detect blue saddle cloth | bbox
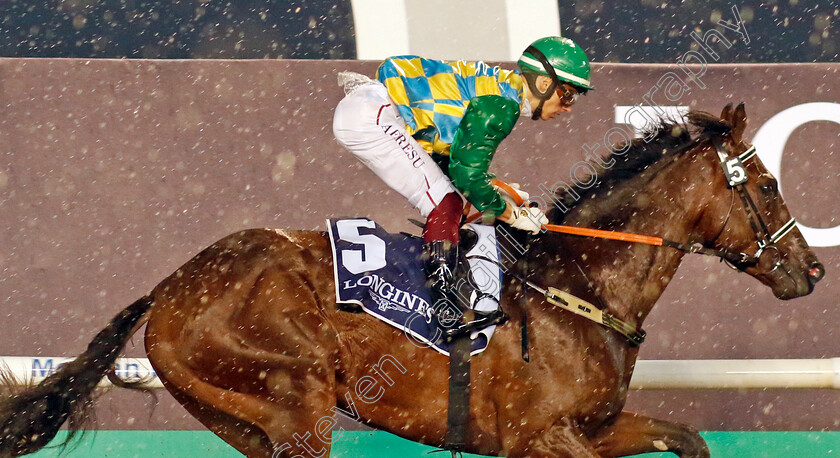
[327,218,500,356]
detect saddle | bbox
[327,218,514,356]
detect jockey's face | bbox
[533,76,575,120]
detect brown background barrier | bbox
[0,59,838,432]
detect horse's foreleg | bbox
[506,418,603,458]
[590,411,709,458]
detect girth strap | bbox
[446,334,471,456]
[444,251,473,456]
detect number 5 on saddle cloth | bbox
[327,218,507,356]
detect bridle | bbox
[529,136,798,273]
[709,137,798,272]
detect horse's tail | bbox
[0,295,153,457]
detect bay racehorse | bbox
[0,103,824,457]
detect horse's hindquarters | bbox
[145,229,341,458]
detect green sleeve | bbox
[449,95,520,216]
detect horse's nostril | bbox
[809,263,825,283]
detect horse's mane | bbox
[550,111,731,223]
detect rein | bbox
[542,223,755,266]
[486,178,769,267]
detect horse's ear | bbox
[720,103,734,123]
[731,102,747,143]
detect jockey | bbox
[333,36,593,333]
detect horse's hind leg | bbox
[153,346,337,458]
[229,267,340,457]
[590,411,709,458]
[167,385,276,458]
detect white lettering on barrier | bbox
[752,102,840,248]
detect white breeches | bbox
[333,82,456,217]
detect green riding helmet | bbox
[518,36,593,93]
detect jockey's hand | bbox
[493,182,530,203]
[499,203,547,234]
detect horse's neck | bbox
[541,146,715,325]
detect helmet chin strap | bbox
[522,72,557,120]
[522,45,561,120]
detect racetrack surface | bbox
[29,431,840,458]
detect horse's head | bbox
[697,103,824,299]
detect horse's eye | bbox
[760,180,778,194]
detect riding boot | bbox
[423,240,509,340]
[422,240,461,332]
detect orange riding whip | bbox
[542,224,665,247]
[470,180,663,246]
[473,180,753,264]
